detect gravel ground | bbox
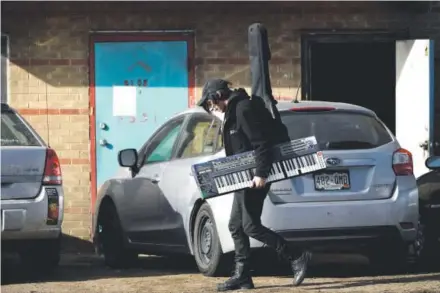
[2,253,440,293]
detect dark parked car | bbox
[416,155,440,266]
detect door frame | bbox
[88,32,196,213]
[300,29,410,101]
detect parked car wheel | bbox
[414,211,440,269]
[20,235,61,273]
[99,202,138,269]
[193,203,227,277]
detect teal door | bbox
[93,39,190,189]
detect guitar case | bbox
[248,23,290,144]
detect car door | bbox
[157,112,224,248]
[121,115,187,245]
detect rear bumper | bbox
[211,179,418,254]
[1,185,64,241]
[277,226,405,252]
[261,183,418,246]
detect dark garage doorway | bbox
[302,32,405,135]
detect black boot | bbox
[277,244,312,286]
[216,261,255,291]
[291,251,312,286]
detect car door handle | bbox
[150,175,160,183]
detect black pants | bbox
[228,185,303,263]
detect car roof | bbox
[177,100,376,118]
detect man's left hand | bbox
[252,176,266,189]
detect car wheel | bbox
[100,203,138,269]
[20,234,61,273]
[413,214,440,269]
[410,216,426,262]
[193,203,227,277]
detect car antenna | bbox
[292,82,300,103]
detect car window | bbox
[1,110,41,146]
[143,119,184,164]
[210,117,223,152]
[178,115,217,159]
[280,110,393,150]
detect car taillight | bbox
[43,148,62,185]
[392,148,413,176]
[289,106,336,112]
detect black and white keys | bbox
[281,153,323,177]
[213,162,288,193]
[214,169,254,194]
[266,162,285,182]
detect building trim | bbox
[17,108,89,115]
[8,57,299,67]
[10,58,88,66]
[60,158,90,165]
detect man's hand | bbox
[252,176,266,189]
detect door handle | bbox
[150,175,160,183]
[99,139,108,146]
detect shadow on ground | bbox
[2,251,440,289]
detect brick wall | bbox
[2,1,439,249]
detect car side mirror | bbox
[425,156,440,170]
[118,148,138,168]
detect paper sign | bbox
[112,86,137,116]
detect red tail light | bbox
[289,106,336,112]
[392,148,413,176]
[43,148,62,185]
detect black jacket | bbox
[222,89,290,178]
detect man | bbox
[197,79,312,292]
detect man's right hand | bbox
[251,176,266,188]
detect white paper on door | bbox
[112,86,137,116]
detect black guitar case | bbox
[248,23,290,143]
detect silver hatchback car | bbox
[93,100,419,276]
[1,103,64,271]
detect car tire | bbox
[100,203,138,269]
[20,234,61,273]
[412,213,440,269]
[193,202,228,277]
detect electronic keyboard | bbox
[191,136,327,199]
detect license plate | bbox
[314,170,350,191]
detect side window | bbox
[176,115,223,159]
[213,117,224,151]
[205,117,223,153]
[178,115,214,159]
[142,118,184,165]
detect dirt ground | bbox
[2,253,440,293]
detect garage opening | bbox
[307,41,396,134]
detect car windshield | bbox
[280,110,393,150]
[1,110,41,146]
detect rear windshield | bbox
[1,110,41,146]
[280,111,393,150]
